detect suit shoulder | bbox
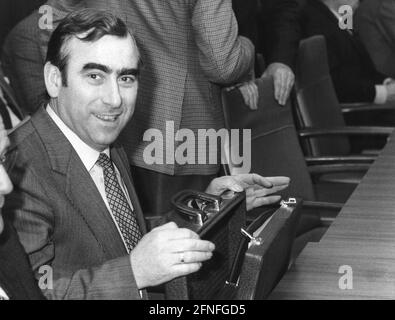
[8,116,37,150]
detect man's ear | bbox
[44,62,62,98]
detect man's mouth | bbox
[94,113,121,122]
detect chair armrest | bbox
[341,102,395,114]
[302,200,342,211]
[305,155,376,165]
[308,163,370,175]
[299,126,393,138]
[302,200,343,226]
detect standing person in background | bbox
[0,0,45,50]
[356,0,395,78]
[2,0,87,114]
[301,0,395,104]
[116,0,255,219]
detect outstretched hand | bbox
[205,174,290,211]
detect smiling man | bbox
[4,9,289,299]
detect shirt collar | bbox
[46,104,110,172]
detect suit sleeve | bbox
[5,162,142,300]
[1,12,46,115]
[191,0,255,84]
[259,0,301,69]
[301,7,385,103]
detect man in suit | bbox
[356,0,395,78]
[301,0,395,104]
[5,8,289,299]
[3,1,255,218]
[0,116,44,300]
[232,0,301,107]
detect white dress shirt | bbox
[0,286,9,300]
[46,105,134,253]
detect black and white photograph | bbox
[0,0,394,309]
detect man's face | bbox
[54,34,139,151]
[0,117,13,234]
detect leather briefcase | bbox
[165,189,247,300]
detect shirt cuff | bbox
[374,85,388,104]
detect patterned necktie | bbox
[96,153,142,252]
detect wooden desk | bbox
[270,133,395,300]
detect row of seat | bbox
[161,36,395,300]
[214,35,395,298]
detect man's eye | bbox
[120,76,136,84]
[89,74,100,80]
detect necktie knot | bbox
[97,153,113,171]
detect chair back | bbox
[222,77,321,236]
[295,35,351,156]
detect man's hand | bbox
[237,80,259,110]
[130,222,215,289]
[205,174,290,211]
[263,62,295,106]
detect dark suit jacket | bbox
[300,0,386,103]
[356,0,395,78]
[232,0,301,72]
[0,0,45,50]
[0,64,24,129]
[0,219,45,300]
[4,107,148,300]
[2,10,45,115]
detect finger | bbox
[264,176,291,186]
[171,262,202,277]
[251,82,259,110]
[164,227,200,241]
[170,239,216,253]
[234,173,274,189]
[153,221,179,231]
[174,250,213,265]
[281,74,294,105]
[239,87,248,105]
[250,195,282,208]
[278,73,288,106]
[250,183,289,198]
[274,74,282,102]
[245,84,254,110]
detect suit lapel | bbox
[30,108,127,258]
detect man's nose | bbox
[102,80,122,108]
[0,165,13,196]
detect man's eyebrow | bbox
[82,63,111,73]
[118,68,140,77]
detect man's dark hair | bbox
[46,8,136,86]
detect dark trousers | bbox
[131,166,218,229]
